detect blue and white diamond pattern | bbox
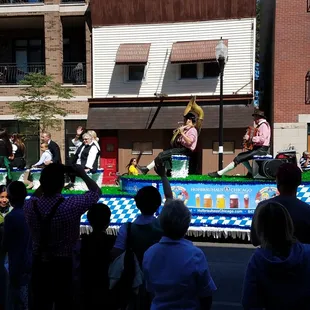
[296,185,310,203]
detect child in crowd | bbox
[243,202,310,309]
[0,185,11,227]
[1,181,32,310]
[80,203,115,310]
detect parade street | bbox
[197,242,255,310]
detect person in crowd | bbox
[87,130,100,151]
[80,203,114,310]
[41,132,62,165]
[1,181,32,310]
[111,164,173,309]
[251,163,310,245]
[143,199,216,310]
[209,110,271,178]
[9,133,26,169]
[300,151,310,172]
[0,129,13,184]
[24,163,101,310]
[126,158,139,176]
[0,185,11,310]
[65,133,100,190]
[243,202,310,309]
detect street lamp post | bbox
[215,37,228,171]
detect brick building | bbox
[0,0,91,164]
[260,0,310,156]
[88,0,257,179]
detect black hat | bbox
[252,109,266,119]
[184,112,196,123]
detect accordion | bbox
[243,126,258,150]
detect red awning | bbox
[171,40,228,63]
[115,43,151,64]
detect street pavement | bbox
[196,242,255,310]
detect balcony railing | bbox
[0,63,45,85]
[0,0,43,4]
[63,62,86,85]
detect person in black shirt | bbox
[80,203,114,310]
[9,133,26,169]
[0,129,13,184]
[40,132,62,165]
[251,163,310,245]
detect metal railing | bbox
[0,0,43,4]
[63,62,86,85]
[0,63,45,85]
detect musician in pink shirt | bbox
[139,113,198,174]
[209,110,271,178]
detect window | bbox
[204,62,220,78]
[132,142,153,155]
[212,142,235,154]
[128,65,145,81]
[180,64,197,79]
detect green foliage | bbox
[10,73,74,134]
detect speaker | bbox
[253,159,291,180]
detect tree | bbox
[10,73,74,133]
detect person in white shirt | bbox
[22,143,53,189]
[65,133,100,190]
[71,127,101,152]
[32,143,53,168]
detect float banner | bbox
[158,182,278,215]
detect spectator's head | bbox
[255,201,295,251]
[40,142,49,153]
[87,203,111,232]
[276,163,301,195]
[134,186,162,215]
[303,151,309,159]
[87,130,99,142]
[41,132,51,144]
[159,199,191,240]
[184,112,196,126]
[40,163,65,196]
[7,181,27,207]
[0,128,9,141]
[82,133,93,146]
[0,185,8,208]
[126,158,137,168]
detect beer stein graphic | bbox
[216,194,225,209]
[244,194,250,209]
[229,194,239,209]
[195,194,201,208]
[203,194,213,208]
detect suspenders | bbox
[33,197,65,261]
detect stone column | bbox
[44,12,63,83]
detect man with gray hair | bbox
[143,199,216,310]
[65,132,100,189]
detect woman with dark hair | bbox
[10,133,26,169]
[242,202,310,309]
[0,129,13,184]
[126,158,139,175]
